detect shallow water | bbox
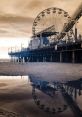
[0,75,81,117]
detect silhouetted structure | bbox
[9,3,82,63]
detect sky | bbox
[0,0,82,58]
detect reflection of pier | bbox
[30,76,82,116]
[61,79,82,117]
[63,78,82,99]
[30,75,68,115]
[61,88,82,117]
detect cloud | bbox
[0,14,33,23]
[27,0,42,9]
[0,15,33,37]
[0,0,81,38]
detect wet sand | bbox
[0,76,75,117]
[0,62,82,117]
[0,62,82,82]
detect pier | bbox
[8,4,82,63]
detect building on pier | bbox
[8,39,82,63]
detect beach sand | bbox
[0,76,75,117]
[0,62,82,81]
[0,62,82,117]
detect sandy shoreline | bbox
[0,76,75,117]
[0,62,82,82]
[0,62,82,117]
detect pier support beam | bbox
[60,52,62,62]
[50,55,52,62]
[43,57,46,62]
[18,58,20,63]
[72,51,75,63]
[74,88,77,99]
[22,57,25,63]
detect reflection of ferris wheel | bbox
[32,84,68,115]
[32,7,73,41]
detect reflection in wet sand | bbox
[0,76,75,117]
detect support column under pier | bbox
[50,54,52,62]
[75,50,82,63]
[22,57,25,63]
[60,52,62,62]
[74,88,77,99]
[72,51,75,63]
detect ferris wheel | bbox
[32,7,74,42]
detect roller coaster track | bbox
[58,2,82,40]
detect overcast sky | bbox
[0,0,82,58]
